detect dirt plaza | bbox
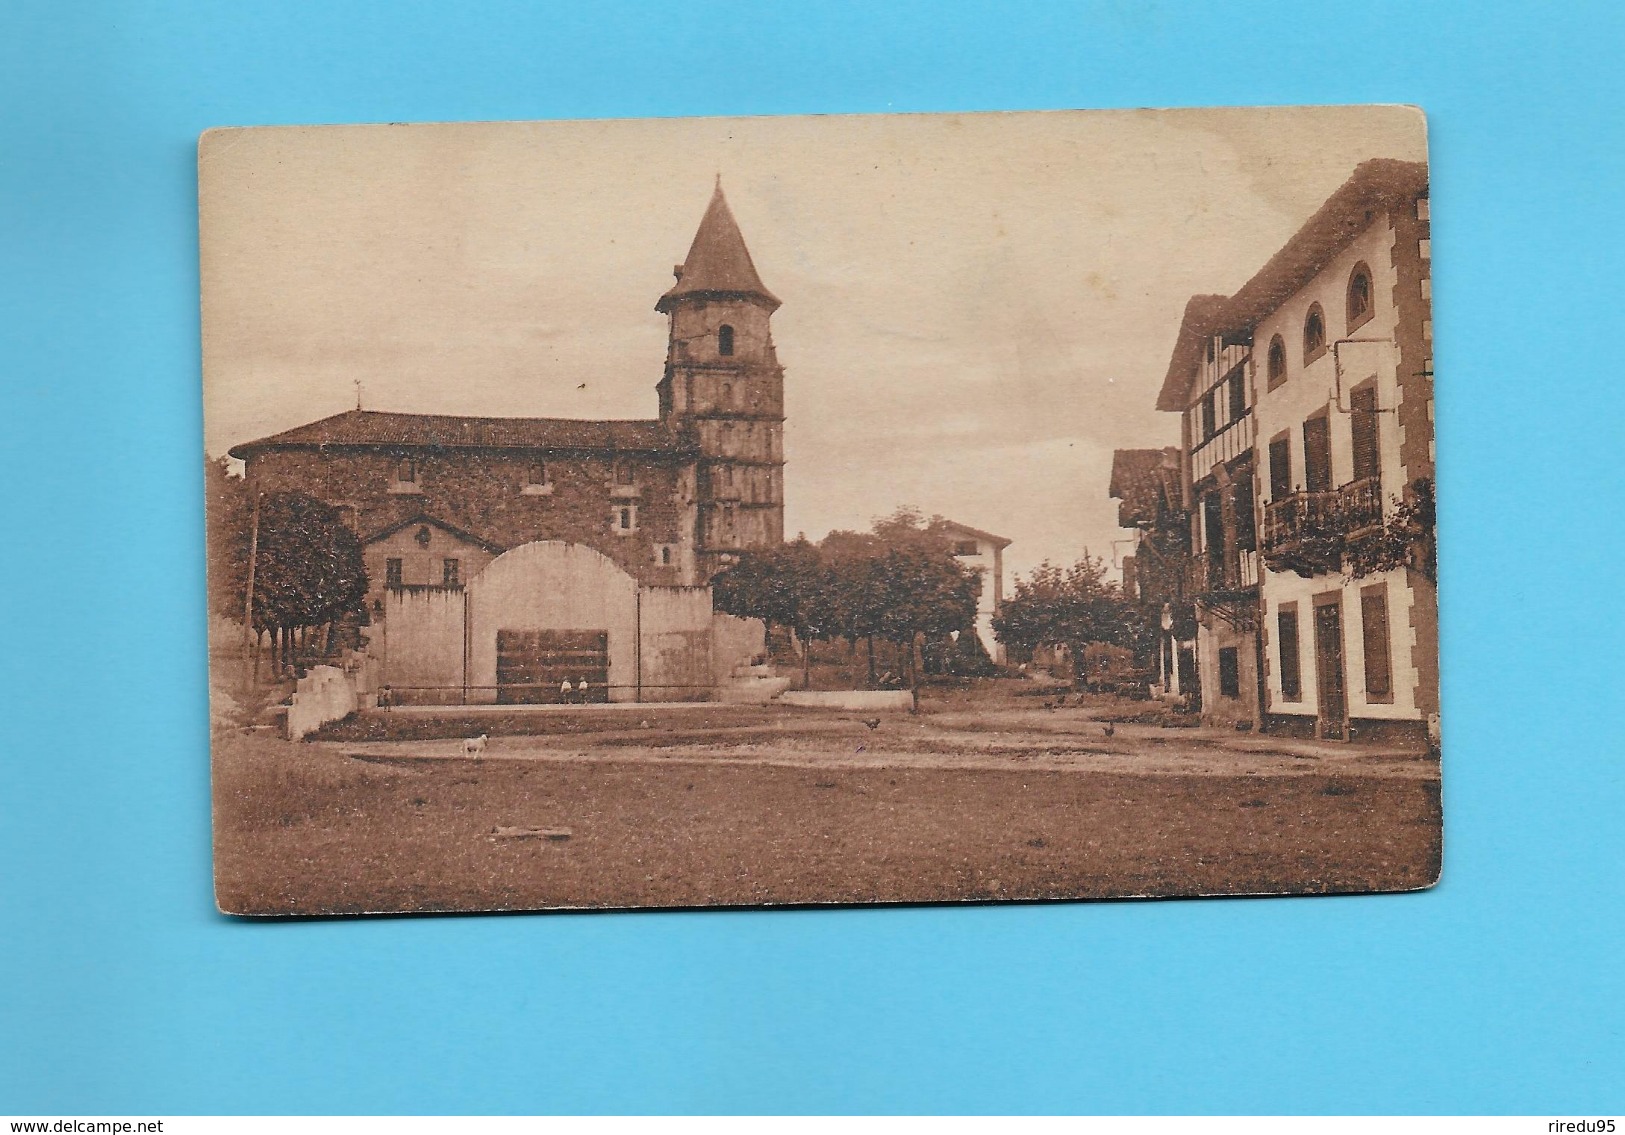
[212,682,1441,916]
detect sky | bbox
[200,106,1426,580]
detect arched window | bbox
[718,324,734,356]
[1266,335,1288,391]
[1346,262,1374,330]
[1303,304,1327,363]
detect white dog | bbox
[462,733,488,759]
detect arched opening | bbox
[1303,304,1327,363]
[1267,335,1288,390]
[718,324,735,356]
[1346,262,1374,330]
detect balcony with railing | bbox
[1184,547,1260,598]
[1262,476,1384,576]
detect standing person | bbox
[559,677,573,704]
[576,677,590,704]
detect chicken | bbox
[862,718,882,731]
[1102,724,1116,738]
[462,733,488,758]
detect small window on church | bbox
[385,558,403,588]
[718,324,734,356]
[442,558,460,587]
[395,457,417,484]
[614,505,637,533]
[722,382,733,406]
[661,546,672,565]
[527,461,546,485]
[616,462,635,485]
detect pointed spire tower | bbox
[657,181,785,575]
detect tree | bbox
[249,492,369,675]
[712,538,831,680]
[819,511,980,689]
[204,457,252,623]
[993,554,1135,677]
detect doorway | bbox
[1312,593,1347,739]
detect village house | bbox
[1144,159,1436,739]
[229,182,787,703]
[1107,446,1193,698]
[1240,158,1435,740]
[936,520,1011,665]
[1154,294,1264,727]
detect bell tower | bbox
[656,180,785,577]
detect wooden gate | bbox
[495,630,609,704]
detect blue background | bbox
[2,0,1621,1115]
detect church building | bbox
[229,183,788,703]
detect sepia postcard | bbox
[201,106,1441,916]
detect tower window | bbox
[718,324,735,356]
[527,461,547,485]
[1303,303,1327,363]
[614,504,637,533]
[395,457,417,484]
[661,546,672,565]
[616,462,635,486]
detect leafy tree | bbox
[716,507,982,692]
[204,457,252,623]
[712,538,833,680]
[993,554,1135,676]
[249,492,369,675]
[820,511,980,688]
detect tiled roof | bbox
[228,409,693,459]
[936,519,1012,549]
[656,182,780,312]
[1109,447,1182,528]
[1224,158,1427,330]
[1156,159,1429,413]
[1155,295,1231,412]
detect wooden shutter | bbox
[1360,584,1394,701]
[1277,604,1302,701]
[1350,384,1381,484]
[1233,476,1257,552]
[1303,413,1332,493]
[1269,434,1292,499]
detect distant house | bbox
[1155,292,1264,727]
[935,520,1011,665]
[1107,446,1193,697]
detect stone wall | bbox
[246,446,698,587]
[287,665,356,740]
